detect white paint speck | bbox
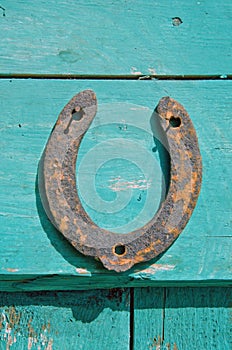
[131,66,142,75]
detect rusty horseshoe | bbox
[38,90,202,272]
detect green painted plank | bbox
[0,0,231,76]
[0,79,231,290]
[133,287,231,350]
[133,288,164,350]
[163,287,232,350]
[0,289,130,349]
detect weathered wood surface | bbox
[0,0,231,76]
[0,289,130,349]
[0,79,231,291]
[134,287,231,350]
[0,0,231,349]
[1,287,229,350]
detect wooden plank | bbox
[0,79,231,290]
[133,288,164,350]
[163,287,232,350]
[0,288,130,349]
[133,287,232,350]
[0,0,231,76]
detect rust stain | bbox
[165,343,179,350]
[27,318,36,338]
[39,92,202,272]
[0,314,3,330]
[60,216,69,232]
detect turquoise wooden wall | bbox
[0,1,231,349]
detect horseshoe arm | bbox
[39,91,202,272]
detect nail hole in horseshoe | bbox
[169,116,181,128]
[114,245,126,256]
[64,107,85,134]
[71,108,85,121]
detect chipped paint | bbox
[129,106,149,111]
[108,177,151,191]
[75,268,92,276]
[5,268,19,272]
[132,264,175,279]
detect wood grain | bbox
[0,1,231,348]
[133,287,231,350]
[0,0,231,76]
[0,289,130,349]
[133,287,164,350]
[0,79,231,290]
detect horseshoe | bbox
[38,90,202,272]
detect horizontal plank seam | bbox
[0,74,231,80]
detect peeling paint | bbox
[1,307,20,350]
[0,307,53,350]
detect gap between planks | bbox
[130,288,134,350]
[0,74,231,80]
